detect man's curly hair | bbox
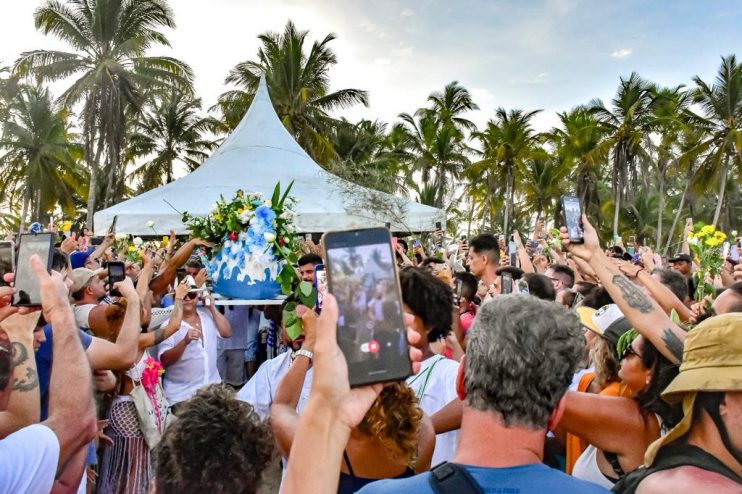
[153,384,274,494]
[357,383,422,464]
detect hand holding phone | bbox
[501,272,513,295]
[12,233,54,306]
[107,262,126,297]
[561,195,584,244]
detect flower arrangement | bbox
[687,224,727,302]
[141,357,166,432]
[112,233,170,264]
[182,181,300,295]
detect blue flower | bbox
[254,205,276,227]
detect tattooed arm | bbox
[0,312,42,438]
[561,216,686,364]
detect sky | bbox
[0,0,741,132]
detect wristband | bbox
[294,349,313,362]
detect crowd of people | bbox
[0,215,740,493]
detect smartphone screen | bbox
[108,261,125,297]
[561,195,584,243]
[12,233,54,306]
[0,241,14,287]
[314,264,327,313]
[517,278,530,294]
[323,228,411,387]
[501,272,513,295]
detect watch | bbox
[294,349,314,362]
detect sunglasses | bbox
[621,344,641,361]
[185,292,199,300]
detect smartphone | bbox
[460,235,467,241]
[323,227,411,387]
[571,291,585,309]
[560,195,584,244]
[384,222,391,230]
[108,215,118,235]
[453,277,463,304]
[508,239,518,266]
[516,278,530,295]
[314,264,327,313]
[435,221,442,230]
[107,261,125,297]
[413,239,421,249]
[0,241,15,287]
[501,272,513,295]
[305,233,312,243]
[12,233,54,306]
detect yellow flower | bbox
[237,208,244,214]
[128,245,136,252]
[705,237,721,248]
[213,213,222,221]
[60,221,72,232]
[696,229,707,239]
[701,225,715,235]
[688,232,694,240]
[161,236,169,247]
[714,231,726,242]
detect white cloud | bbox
[399,7,414,18]
[611,48,633,59]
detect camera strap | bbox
[428,462,483,494]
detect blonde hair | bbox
[357,383,422,463]
[590,337,619,389]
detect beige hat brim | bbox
[644,392,696,466]
[661,365,742,404]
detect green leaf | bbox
[297,281,317,307]
[278,180,295,208]
[271,181,281,208]
[285,319,302,341]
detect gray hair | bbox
[464,295,583,429]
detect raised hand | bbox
[114,277,137,300]
[560,215,601,262]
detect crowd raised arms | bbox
[0,211,741,494]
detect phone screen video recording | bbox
[323,227,412,387]
[12,233,54,306]
[561,195,584,244]
[314,264,327,313]
[107,261,125,297]
[501,272,513,295]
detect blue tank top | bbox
[337,450,415,493]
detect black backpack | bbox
[428,462,484,494]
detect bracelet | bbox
[294,349,313,362]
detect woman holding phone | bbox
[271,307,434,493]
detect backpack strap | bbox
[428,462,484,494]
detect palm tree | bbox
[213,20,368,164]
[689,55,742,227]
[399,111,470,208]
[549,107,608,219]
[473,108,541,236]
[15,0,194,227]
[520,151,571,224]
[589,73,654,237]
[646,85,692,248]
[127,90,216,191]
[424,81,479,132]
[0,85,84,228]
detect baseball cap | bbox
[591,304,633,347]
[70,247,96,269]
[668,253,692,263]
[70,268,105,293]
[576,307,599,333]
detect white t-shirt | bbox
[406,355,461,466]
[236,351,313,420]
[73,303,96,329]
[0,424,60,494]
[158,308,223,404]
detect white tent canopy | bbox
[94,76,443,235]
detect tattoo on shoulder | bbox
[10,342,28,367]
[661,328,685,362]
[12,367,38,392]
[153,327,166,345]
[612,274,653,314]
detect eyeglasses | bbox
[185,292,199,300]
[621,344,641,361]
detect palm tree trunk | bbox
[612,187,621,239]
[664,176,692,256]
[19,188,31,234]
[712,154,730,227]
[655,170,665,250]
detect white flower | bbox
[689,236,699,246]
[145,220,155,228]
[263,232,276,243]
[262,199,272,207]
[238,210,252,224]
[133,237,143,247]
[224,240,233,249]
[284,223,294,233]
[209,203,219,214]
[115,233,128,241]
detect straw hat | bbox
[644,313,742,465]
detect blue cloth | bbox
[69,247,96,269]
[357,463,610,493]
[35,324,93,421]
[35,324,95,465]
